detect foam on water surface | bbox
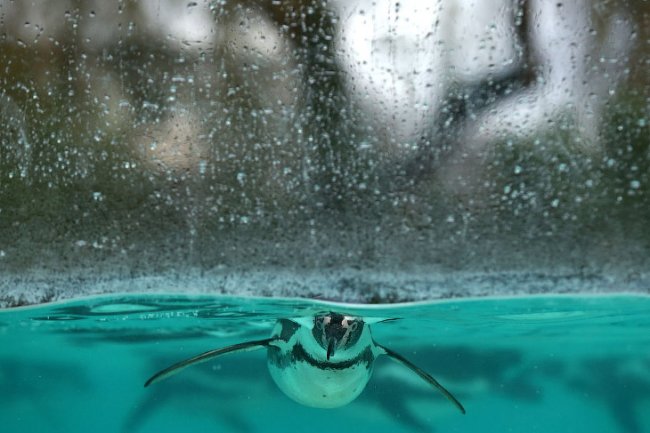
[1,294,649,433]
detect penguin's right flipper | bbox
[377,344,466,414]
[144,338,275,387]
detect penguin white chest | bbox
[266,320,376,408]
[267,352,373,408]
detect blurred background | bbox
[0,0,648,306]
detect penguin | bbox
[144,312,465,413]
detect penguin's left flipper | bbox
[144,338,275,388]
[377,344,466,414]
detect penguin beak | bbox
[326,337,337,360]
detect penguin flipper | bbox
[377,344,466,414]
[144,338,275,387]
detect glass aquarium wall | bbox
[0,0,648,305]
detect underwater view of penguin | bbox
[145,312,465,414]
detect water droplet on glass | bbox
[237,172,246,185]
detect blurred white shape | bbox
[336,0,445,148]
[465,0,633,148]
[0,0,217,50]
[140,0,216,48]
[334,0,521,149]
[334,0,632,190]
[445,0,522,81]
[0,92,31,180]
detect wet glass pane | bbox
[0,0,648,306]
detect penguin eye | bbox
[314,319,324,330]
[349,321,358,332]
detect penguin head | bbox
[312,313,364,360]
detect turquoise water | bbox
[1,294,649,433]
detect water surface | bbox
[1,294,649,433]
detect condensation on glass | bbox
[0,0,648,305]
